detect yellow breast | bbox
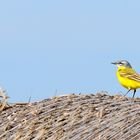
[116,67,140,90]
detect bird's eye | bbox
[119,62,123,65]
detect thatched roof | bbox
[0,93,140,140]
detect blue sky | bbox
[0,0,140,102]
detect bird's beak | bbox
[111,62,117,65]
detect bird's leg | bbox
[124,89,131,96]
[133,89,136,98]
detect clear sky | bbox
[0,0,140,102]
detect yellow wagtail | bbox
[112,60,140,98]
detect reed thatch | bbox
[0,93,140,140]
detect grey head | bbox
[111,60,132,68]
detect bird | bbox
[112,60,140,98]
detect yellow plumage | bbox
[112,60,140,97]
[117,66,140,90]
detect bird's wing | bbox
[119,69,140,82]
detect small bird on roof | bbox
[112,60,140,98]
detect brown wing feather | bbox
[119,69,140,82]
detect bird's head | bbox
[111,60,132,68]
